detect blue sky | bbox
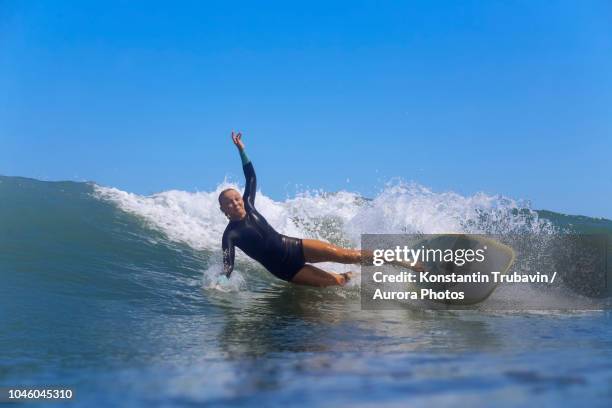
[1,1,611,218]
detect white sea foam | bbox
[93,179,554,294]
[93,179,550,251]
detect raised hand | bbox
[231,131,245,150]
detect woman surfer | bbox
[220,131,421,287]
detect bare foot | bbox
[341,272,354,285]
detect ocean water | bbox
[1,175,611,407]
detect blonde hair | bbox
[218,188,239,205]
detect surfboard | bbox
[412,234,516,305]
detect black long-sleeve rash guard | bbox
[221,161,286,278]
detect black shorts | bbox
[265,235,306,282]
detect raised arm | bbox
[232,131,256,208]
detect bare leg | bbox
[291,264,353,287]
[301,239,424,272]
[302,239,373,264]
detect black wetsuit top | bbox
[222,161,305,281]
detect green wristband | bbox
[239,148,250,166]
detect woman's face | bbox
[219,189,246,220]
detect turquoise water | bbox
[1,175,611,407]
